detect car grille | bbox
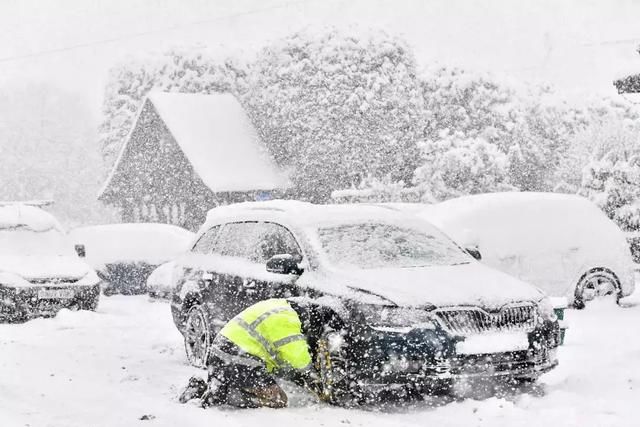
[434,303,538,335]
[28,277,80,285]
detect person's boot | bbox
[178,376,208,403]
[242,384,288,408]
[200,378,228,408]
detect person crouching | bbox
[179,298,321,408]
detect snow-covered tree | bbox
[99,48,248,165]
[331,174,426,203]
[420,67,518,146]
[579,117,640,230]
[412,131,514,200]
[245,29,424,202]
[416,68,588,196]
[505,95,580,191]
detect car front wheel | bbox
[574,269,620,309]
[184,305,212,368]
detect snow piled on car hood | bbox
[314,262,544,309]
[0,255,92,283]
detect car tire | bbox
[509,375,539,385]
[81,295,100,311]
[314,331,356,405]
[574,269,620,309]
[183,304,212,368]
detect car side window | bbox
[253,222,302,263]
[213,222,262,260]
[191,225,220,254]
[212,221,301,264]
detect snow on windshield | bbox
[317,223,470,269]
[0,227,74,257]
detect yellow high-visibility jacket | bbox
[219,298,312,373]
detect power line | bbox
[582,37,640,47]
[0,0,317,64]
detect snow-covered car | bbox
[416,192,636,309]
[170,201,560,401]
[69,223,194,295]
[0,204,101,322]
[147,261,178,299]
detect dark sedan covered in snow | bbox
[0,204,100,322]
[170,201,561,402]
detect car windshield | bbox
[0,227,74,257]
[317,222,471,269]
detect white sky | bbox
[1,0,640,113]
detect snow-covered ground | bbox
[2,294,640,427]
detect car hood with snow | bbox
[318,262,544,309]
[288,204,547,309]
[0,204,100,287]
[0,255,96,285]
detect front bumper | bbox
[100,262,157,295]
[358,347,558,391]
[0,283,100,321]
[343,321,560,389]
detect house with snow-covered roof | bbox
[99,92,290,230]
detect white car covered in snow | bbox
[417,192,636,308]
[0,203,101,321]
[69,223,194,295]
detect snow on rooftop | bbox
[0,204,62,232]
[147,92,289,192]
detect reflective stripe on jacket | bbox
[219,299,312,373]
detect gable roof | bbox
[100,92,289,198]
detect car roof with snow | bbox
[202,200,435,232]
[431,191,594,211]
[69,222,193,238]
[0,204,62,232]
[417,192,604,226]
[69,223,195,266]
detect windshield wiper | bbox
[347,285,397,306]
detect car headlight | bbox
[537,297,557,322]
[358,305,437,330]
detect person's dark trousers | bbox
[202,335,281,408]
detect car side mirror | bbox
[75,244,86,258]
[266,254,303,275]
[465,247,482,261]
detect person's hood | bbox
[312,262,544,309]
[0,255,91,283]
